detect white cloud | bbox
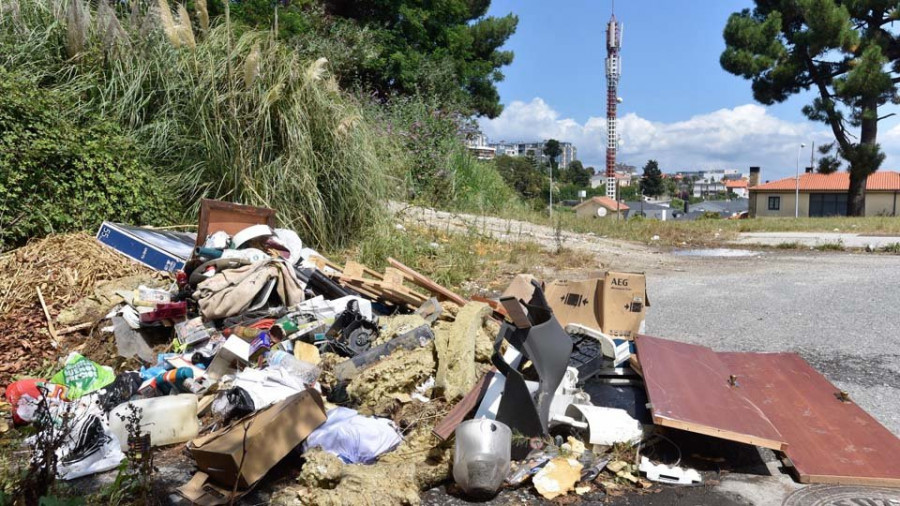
[479,98,900,180]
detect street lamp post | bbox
[795,143,806,218]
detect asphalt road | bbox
[646,250,900,437]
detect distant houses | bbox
[464,135,579,166]
[748,170,900,217]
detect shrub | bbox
[1,0,389,250]
[0,69,172,251]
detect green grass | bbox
[882,242,900,254]
[1,0,388,251]
[814,241,845,251]
[332,222,595,293]
[475,205,900,248]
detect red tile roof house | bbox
[748,171,900,217]
[725,179,749,198]
[573,196,629,219]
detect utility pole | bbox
[795,143,806,218]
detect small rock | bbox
[395,223,406,231]
[651,235,660,241]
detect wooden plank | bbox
[383,268,405,288]
[471,295,509,318]
[433,371,494,440]
[37,287,59,348]
[499,296,531,329]
[721,352,900,487]
[635,335,786,451]
[342,261,365,278]
[387,258,467,306]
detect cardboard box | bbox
[545,272,648,340]
[601,271,648,340]
[188,388,326,489]
[545,278,603,330]
[96,221,195,271]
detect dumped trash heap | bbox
[4,198,900,505]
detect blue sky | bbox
[478,1,900,180]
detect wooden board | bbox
[196,199,276,249]
[721,352,900,487]
[387,258,467,306]
[433,370,494,440]
[635,335,787,451]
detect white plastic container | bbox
[453,419,511,498]
[108,394,200,451]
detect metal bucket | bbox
[453,419,511,498]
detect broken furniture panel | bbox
[721,352,900,487]
[195,199,276,250]
[634,335,786,451]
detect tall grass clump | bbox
[0,0,388,249]
[363,95,522,215]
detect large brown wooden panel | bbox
[721,352,900,487]
[635,335,786,451]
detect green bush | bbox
[1,0,389,250]
[0,69,172,251]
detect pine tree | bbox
[640,160,665,197]
[721,1,899,216]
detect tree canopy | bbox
[496,155,545,199]
[562,160,593,187]
[721,0,900,215]
[543,138,562,178]
[323,0,518,117]
[639,160,665,197]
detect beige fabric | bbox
[194,259,305,320]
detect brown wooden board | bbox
[635,335,786,451]
[196,199,276,249]
[387,258,467,306]
[433,371,493,440]
[720,352,900,487]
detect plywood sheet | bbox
[196,199,276,249]
[721,352,900,487]
[635,335,786,451]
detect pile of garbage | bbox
[4,198,900,504]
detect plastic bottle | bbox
[108,394,200,451]
[267,350,320,385]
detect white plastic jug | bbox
[108,394,200,451]
[453,419,511,498]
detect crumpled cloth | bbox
[302,407,402,464]
[194,258,304,319]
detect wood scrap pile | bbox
[323,257,467,310]
[0,232,151,385]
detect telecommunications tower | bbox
[605,10,622,200]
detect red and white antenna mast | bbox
[605,6,622,200]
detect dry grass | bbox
[513,208,900,248]
[0,232,150,317]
